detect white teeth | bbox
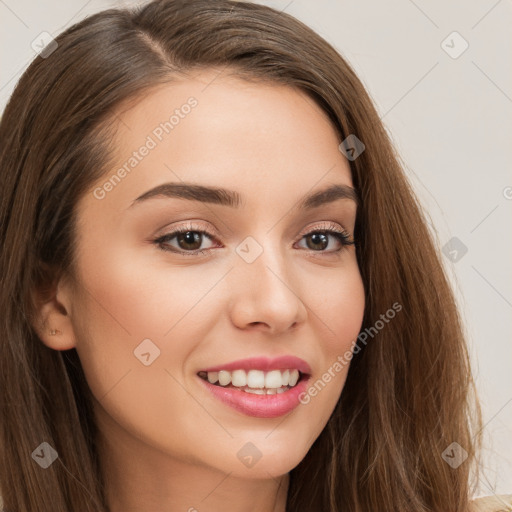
[288,369,299,387]
[231,369,247,387]
[247,369,265,388]
[265,370,283,388]
[218,370,231,386]
[207,371,219,384]
[200,368,304,390]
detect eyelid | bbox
[153,219,219,239]
[297,220,352,239]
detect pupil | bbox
[309,233,327,250]
[179,231,201,250]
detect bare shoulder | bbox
[469,494,512,512]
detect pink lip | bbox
[198,355,312,374]
[197,373,311,418]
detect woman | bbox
[0,0,509,510]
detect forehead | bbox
[111,69,342,153]
[82,69,354,217]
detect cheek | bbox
[298,262,365,406]
[70,244,226,410]
[70,251,226,463]
[325,275,365,335]
[305,258,365,351]
[73,239,223,342]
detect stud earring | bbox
[49,329,61,335]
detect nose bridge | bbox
[237,232,288,289]
[228,232,307,331]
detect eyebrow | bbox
[129,181,359,210]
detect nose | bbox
[228,242,308,334]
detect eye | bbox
[295,222,355,253]
[153,223,218,256]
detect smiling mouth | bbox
[197,368,307,394]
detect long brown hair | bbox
[0,0,483,510]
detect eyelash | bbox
[153,221,355,258]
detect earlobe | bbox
[38,322,76,351]
[30,268,77,351]
[32,302,77,351]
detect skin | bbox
[35,68,365,512]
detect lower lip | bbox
[197,375,310,418]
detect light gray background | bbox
[1,0,510,499]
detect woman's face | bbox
[59,69,365,480]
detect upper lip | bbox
[198,356,312,375]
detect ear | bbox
[30,263,77,351]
